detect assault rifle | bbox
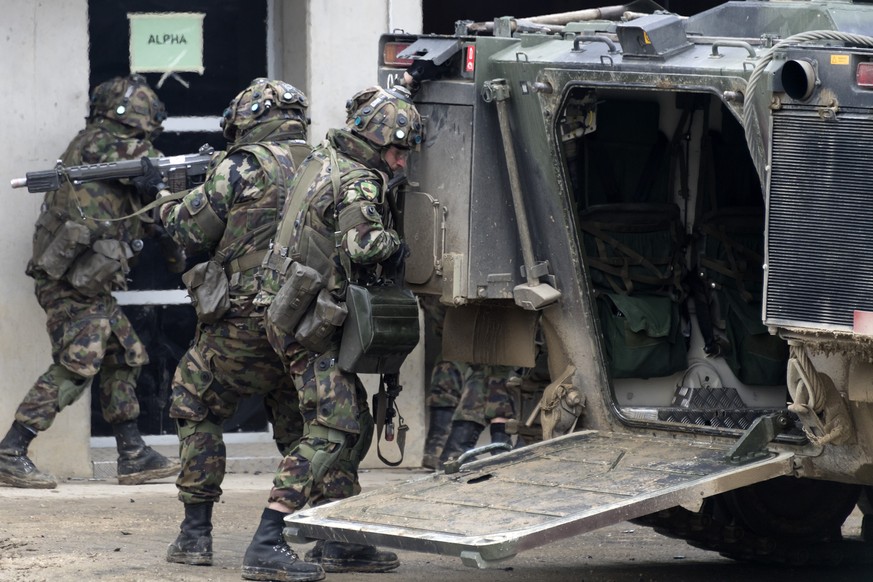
[10,144,215,194]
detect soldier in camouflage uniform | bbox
[136,78,322,581]
[0,75,179,490]
[244,85,423,579]
[419,297,517,469]
[420,295,461,469]
[438,363,517,467]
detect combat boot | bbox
[0,421,57,489]
[421,407,454,470]
[438,420,484,468]
[242,508,325,581]
[112,420,180,485]
[167,502,213,565]
[304,539,399,573]
[489,422,513,453]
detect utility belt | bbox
[182,250,266,324]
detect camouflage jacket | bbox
[28,119,161,280]
[265,128,402,297]
[161,124,309,309]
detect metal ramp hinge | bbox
[725,412,790,465]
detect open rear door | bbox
[284,431,794,568]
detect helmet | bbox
[221,78,309,141]
[345,86,424,151]
[89,74,166,136]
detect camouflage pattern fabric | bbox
[267,346,370,510]
[427,360,464,408]
[452,364,516,426]
[263,129,404,511]
[161,121,306,316]
[161,125,308,505]
[171,319,300,504]
[16,118,159,434]
[31,119,161,262]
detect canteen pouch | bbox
[338,284,420,374]
[295,288,348,353]
[266,262,323,333]
[182,260,231,324]
[33,218,91,280]
[66,239,132,296]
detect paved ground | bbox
[2,444,872,581]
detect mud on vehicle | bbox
[286,1,873,568]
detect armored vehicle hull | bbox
[287,1,873,567]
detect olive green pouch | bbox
[182,260,230,324]
[294,288,348,353]
[266,261,323,333]
[34,218,91,280]
[338,284,420,374]
[67,239,132,296]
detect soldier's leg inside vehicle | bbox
[483,366,517,451]
[440,365,489,466]
[423,360,464,469]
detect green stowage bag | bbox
[719,288,789,386]
[597,291,687,379]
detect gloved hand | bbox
[143,223,187,274]
[382,241,410,282]
[132,157,166,202]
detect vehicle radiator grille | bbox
[765,111,873,332]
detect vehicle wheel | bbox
[715,477,860,542]
[856,486,873,542]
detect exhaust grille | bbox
[765,111,873,331]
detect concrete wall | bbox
[0,0,425,477]
[0,0,92,478]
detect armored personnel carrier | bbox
[287,1,873,567]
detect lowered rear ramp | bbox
[284,431,794,568]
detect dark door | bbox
[87,0,269,436]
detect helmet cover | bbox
[221,78,309,141]
[345,85,423,151]
[89,74,166,136]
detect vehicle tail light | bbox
[464,44,476,74]
[856,62,873,88]
[383,42,413,67]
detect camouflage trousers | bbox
[171,317,301,505]
[427,361,515,426]
[265,320,372,512]
[15,272,148,432]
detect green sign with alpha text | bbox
[128,12,205,74]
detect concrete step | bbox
[90,432,281,480]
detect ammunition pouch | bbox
[66,239,133,296]
[33,217,91,280]
[294,288,348,353]
[182,260,230,324]
[266,261,323,333]
[338,284,420,374]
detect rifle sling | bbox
[373,376,407,467]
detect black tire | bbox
[715,477,860,542]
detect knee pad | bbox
[299,425,348,483]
